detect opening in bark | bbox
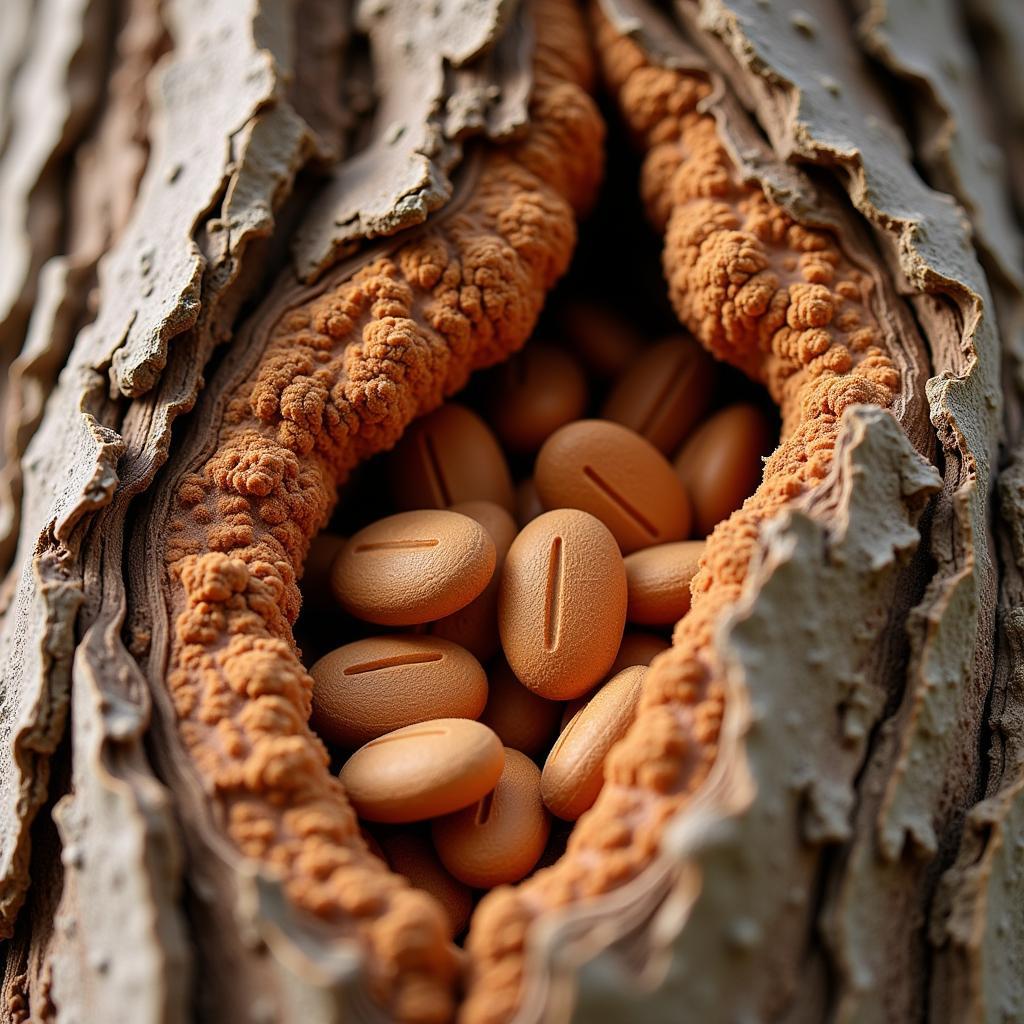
[293,94,778,972]
[154,3,926,1021]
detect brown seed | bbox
[535,420,691,553]
[561,302,644,378]
[389,403,515,512]
[340,719,504,824]
[516,478,544,529]
[609,631,671,676]
[674,403,775,536]
[433,749,550,888]
[499,509,626,700]
[428,502,517,663]
[561,634,666,734]
[331,509,495,626]
[602,336,715,453]
[488,346,588,454]
[479,659,563,757]
[542,666,646,821]
[624,540,704,626]
[377,830,474,938]
[302,531,346,611]
[310,635,488,748]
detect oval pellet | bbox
[542,666,646,821]
[488,346,588,454]
[432,749,550,888]
[674,403,775,537]
[377,830,474,938]
[389,403,515,512]
[310,636,488,748]
[624,540,704,626]
[561,302,643,379]
[609,631,671,676]
[499,509,627,700]
[331,509,495,627]
[602,336,715,453]
[479,659,563,757]
[560,637,664,732]
[428,502,517,663]
[535,420,691,554]
[339,719,504,824]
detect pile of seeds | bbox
[298,304,775,938]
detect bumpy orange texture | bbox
[457,14,901,1024]
[163,2,603,1021]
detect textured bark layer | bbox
[149,5,601,1019]
[0,0,1021,1022]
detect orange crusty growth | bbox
[162,2,603,1021]
[457,14,901,1024]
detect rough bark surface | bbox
[0,0,1021,1022]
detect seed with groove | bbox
[433,749,550,888]
[427,501,518,663]
[602,335,715,453]
[330,509,496,626]
[311,636,488,748]
[340,718,504,824]
[499,509,626,700]
[674,403,775,537]
[535,420,691,553]
[388,403,516,513]
[487,345,588,453]
[542,665,646,821]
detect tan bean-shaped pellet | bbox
[516,478,544,529]
[559,636,664,732]
[489,346,588,454]
[561,302,643,379]
[331,510,495,626]
[609,631,671,676]
[433,749,550,888]
[624,540,704,626]
[674,403,775,537]
[302,531,346,611]
[310,636,487,748]
[480,659,563,757]
[542,666,646,821]
[602,336,715,454]
[535,420,692,553]
[499,509,627,700]
[428,502,517,663]
[389,403,516,512]
[340,719,504,823]
[377,830,474,938]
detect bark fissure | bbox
[1,0,1022,1021]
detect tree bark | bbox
[0,0,1021,1022]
